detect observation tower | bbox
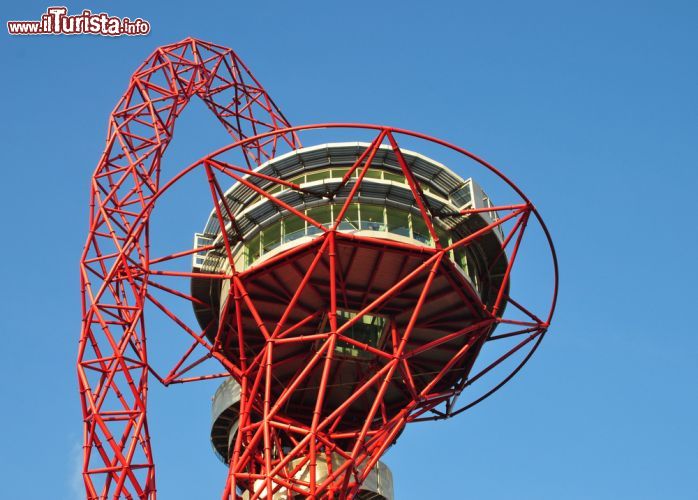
[78,38,557,500]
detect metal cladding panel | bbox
[451,180,473,207]
[278,190,304,205]
[281,164,307,179]
[264,150,300,171]
[409,158,434,180]
[225,185,256,207]
[289,454,394,500]
[301,148,330,165]
[378,153,400,169]
[211,378,242,424]
[302,183,331,197]
[236,216,254,235]
[203,217,221,236]
[259,163,282,179]
[385,187,417,206]
[330,152,359,164]
[210,378,242,463]
[360,460,394,500]
[360,182,386,197]
[207,142,472,228]
[247,199,282,222]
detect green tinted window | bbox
[262,222,281,252]
[283,216,305,242]
[289,175,305,184]
[386,206,410,238]
[454,247,469,271]
[306,170,329,183]
[384,171,406,183]
[308,205,332,225]
[338,203,359,230]
[435,225,451,247]
[307,205,332,235]
[360,205,385,231]
[332,168,349,179]
[334,310,386,359]
[411,214,430,243]
[246,232,261,266]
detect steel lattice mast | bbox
[79,38,558,500]
[78,38,298,499]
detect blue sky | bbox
[1,1,697,498]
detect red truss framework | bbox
[79,38,558,499]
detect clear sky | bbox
[1,1,696,499]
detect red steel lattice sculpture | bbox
[79,38,558,499]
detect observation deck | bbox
[191,141,509,463]
[192,142,506,321]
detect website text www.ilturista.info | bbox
[7,7,150,36]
